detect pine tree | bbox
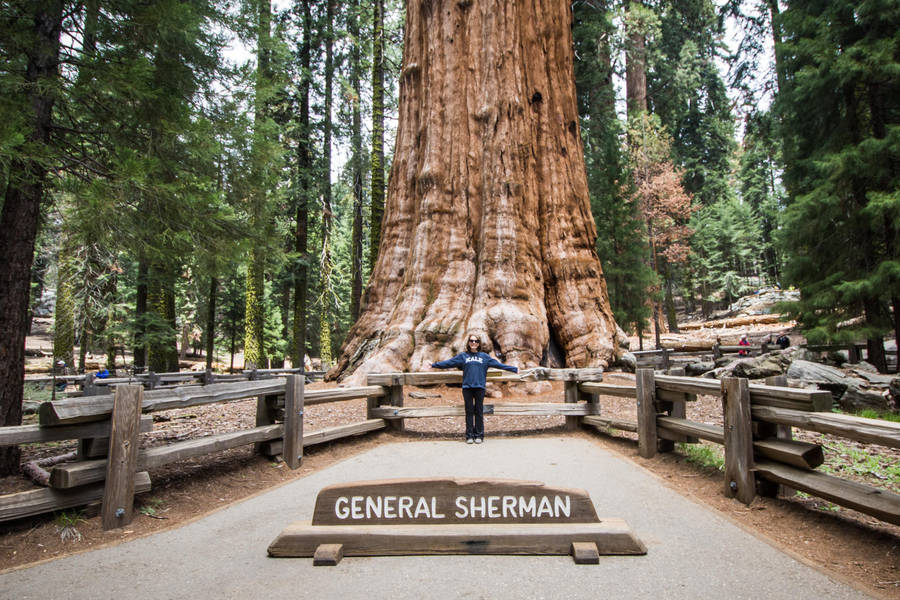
[245,0,275,369]
[349,0,366,323]
[319,0,336,366]
[777,0,900,372]
[574,1,654,338]
[0,0,64,475]
[368,0,386,275]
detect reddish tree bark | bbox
[329,0,622,382]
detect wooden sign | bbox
[268,478,646,564]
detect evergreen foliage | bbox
[777,0,900,370]
[574,0,655,336]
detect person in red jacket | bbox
[429,334,518,444]
[738,333,750,356]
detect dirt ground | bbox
[2,376,899,598]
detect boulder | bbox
[618,352,637,373]
[685,361,715,376]
[787,359,892,411]
[731,356,785,379]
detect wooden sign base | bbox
[269,520,645,565]
[267,478,646,564]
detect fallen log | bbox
[678,314,790,331]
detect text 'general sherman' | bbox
[334,494,572,522]
[310,478,600,526]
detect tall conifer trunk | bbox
[349,0,365,323]
[0,0,63,475]
[244,0,272,369]
[329,0,621,381]
[291,0,312,368]
[368,0,385,275]
[319,0,335,365]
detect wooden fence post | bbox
[722,377,755,505]
[657,366,694,452]
[101,384,143,530]
[78,374,112,459]
[147,371,160,389]
[848,344,860,364]
[661,348,670,371]
[283,374,304,469]
[759,375,795,497]
[636,368,657,459]
[389,375,404,432]
[564,376,579,431]
[255,393,280,456]
[712,343,722,360]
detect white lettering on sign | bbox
[335,494,571,521]
[335,495,447,520]
[452,495,571,520]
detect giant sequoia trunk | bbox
[329,0,622,381]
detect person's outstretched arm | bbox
[431,354,465,369]
[484,356,518,373]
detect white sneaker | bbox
[466,438,474,444]
[474,438,483,444]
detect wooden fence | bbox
[365,368,899,525]
[634,342,898,372]
[1,376,385,528]
[3,366,898,530]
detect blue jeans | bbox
[462,387,485,439]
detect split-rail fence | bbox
[1,367,898,530]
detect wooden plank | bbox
[564,381,579,431]
[78,437,110,459]
[255,392,279,456]
[753,439,824,469]
[754,460,900,525]
[40,379,289,425]
[571,542,600,564]
[389,378,404,432]
[41,381,386,427]
[313,543,344,566]
[259,420,387,456]
[50,425,285,489]
[762,375,795,497]
[751,406,900,449]
[748,385,832,412]
[283,375,304,469]
[636,369,657,459]
[303,386,386,405]
[657,417,723,444]
[579,382,636,399]
[365,368,605,387]
[0,416,152,446]
[582,415,638,433]
[0,472,151,523]
[101,385,143,530]
[369,403,596,418]
[267,521,647,557]
[655,374,830,411]
[722,378,755,505]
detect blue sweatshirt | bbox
[431,352,518,388]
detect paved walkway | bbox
[0,438,870,599]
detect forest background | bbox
[0,0,897,475]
